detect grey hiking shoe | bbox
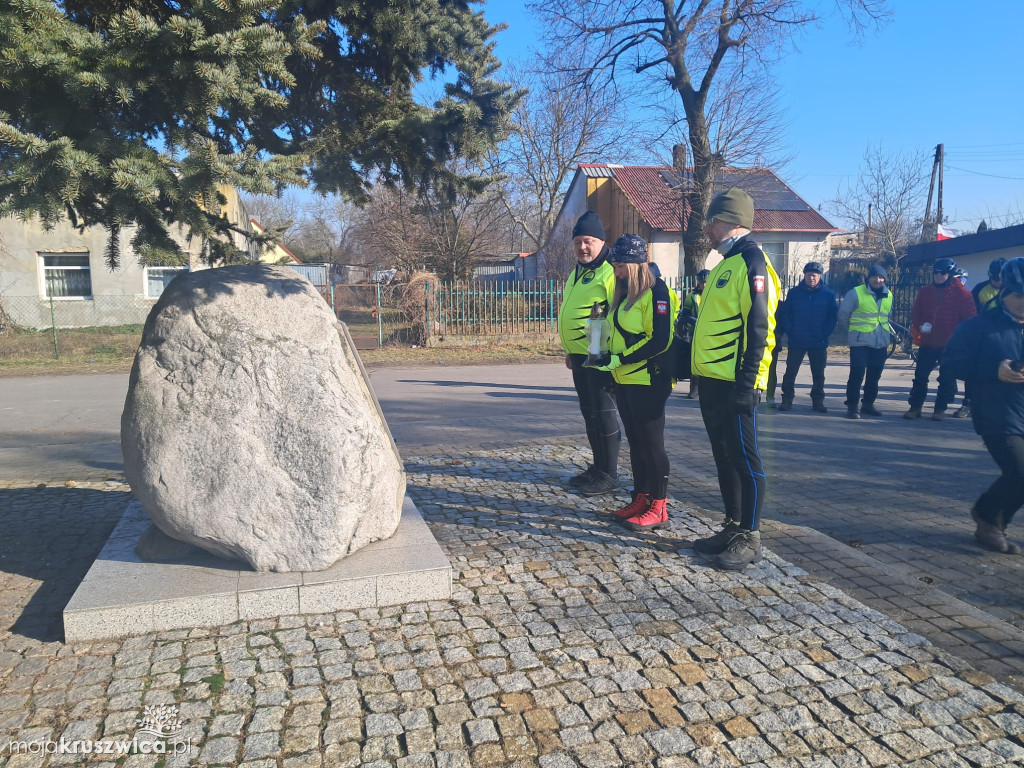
[717,530,763,570]
[692,520,741,555]
[579,471,618,497]
[567,465,597,488]
[860,403,883,416]
[903,406,922,419]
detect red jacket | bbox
[910,280,977,349]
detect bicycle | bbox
[888,321,918,363]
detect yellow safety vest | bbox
[691,248,780,388]
[977,283,999,313]
[849,284,893,333]
[558,258,616,355]
[609,278,677,385]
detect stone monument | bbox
[121,264,406,572]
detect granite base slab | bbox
[63,495,451,642]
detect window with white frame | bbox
[145,265,189,298]
[761,242,789,276]
[41,252,92,298]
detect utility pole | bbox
[936,143,945,230]
[921,143,942,242]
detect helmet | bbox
[1000,258,1024,295]
[989,257,1008,280]
[803,262,824,275]
[933,257,956,274]
[696,269,710,282]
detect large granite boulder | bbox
[121,264,406,572]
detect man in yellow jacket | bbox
[557,211,620,496]
[691,188,781,570]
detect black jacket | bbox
[777,281,837,349]
[943,308,1024,436]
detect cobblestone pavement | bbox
[2,362,1024,767]
[2,453,1024,767]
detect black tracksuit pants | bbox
[909,346,958,411]
[570,355,620,475]
[615,370,672,499]
[781,346,827,404]
[975,435,1024,528]
[698,376,767,531]
[845,346,887,408]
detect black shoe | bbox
[812,401,828,413]
[579,472,618,496]
[860,404,882,416]
[778,401,792,412]
[845,408,860,419]
[717,530,763,570]
[692,520,741,555]
[567,465,598,488]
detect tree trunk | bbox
[681,104,718,277]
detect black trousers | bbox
[765,344,781,399]
[845,346,887,408]
[570,356,620,475]
[698,377,767,531]
[908,345,958,411]
[975,435,1024,528]
[781,346,827,403]
[615,372,672,499]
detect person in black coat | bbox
[777,262,838,412]
[943,257,1024,555]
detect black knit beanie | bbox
[572,211,606,241]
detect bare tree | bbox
[531,0,888,275]
[492,55,651,260]
[827,145,929,263]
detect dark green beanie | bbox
[706,188,754,229]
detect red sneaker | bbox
[612,493,650,519]
[625,498,668,531]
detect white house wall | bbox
[648,232,684,281]
[755,232,831,286]
[0,218,197,329]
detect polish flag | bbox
[936,223,961,240]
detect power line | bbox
[946,164,1024,181]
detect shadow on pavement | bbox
[0,486,129,643]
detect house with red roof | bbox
[547,164,838,282]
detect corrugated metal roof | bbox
[579,164,618,178]
[905,223,1024,265]
[754,209,836,232]
[612,166,686,231]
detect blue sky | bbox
[479,1,1024,232]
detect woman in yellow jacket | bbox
[592,234,676,530]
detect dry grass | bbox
[0,324,564,377]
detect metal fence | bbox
[0,272,936,359]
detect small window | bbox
[41,252,92,298]
[761,242,789,275]
[145,266,188,298]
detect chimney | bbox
[672,143,687,169]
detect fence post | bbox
[424,282,431,343]
[329,282,335,317]
[376,282,383,348]
[48,295,59,359]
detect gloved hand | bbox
[733,386,756,415]
[594,354,622,372]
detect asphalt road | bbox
[0,362,579,481]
